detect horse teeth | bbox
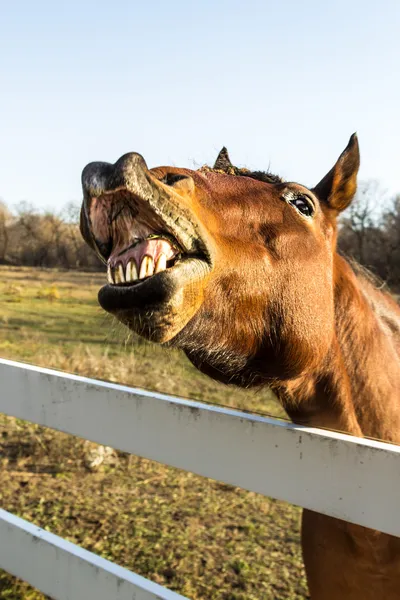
[139,256,154,279]
[107,265,114,284]
[155,254,167,273]
[125,262,131,282]
[126,260,138,282]
[110,257,158,285]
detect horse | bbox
[80,135,400,599]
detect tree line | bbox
[339,181,400,290]
[0,201,102,270]
[0,184,400,289]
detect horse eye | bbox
[290,196,314,217]
[160,173,188,186]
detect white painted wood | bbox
[1,358,400,537]
[0,509,187,600]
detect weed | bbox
[36,286,60,301]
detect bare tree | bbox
[339,180,384,264]
[5,201,102,269]
[0,200,13,263]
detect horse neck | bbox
[276,255,400,443]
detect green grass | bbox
[0,266,308,600]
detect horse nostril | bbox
[160,173,190,186]
[159,173,195,195]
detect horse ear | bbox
[214,147,232,171]
[313,133,360,213]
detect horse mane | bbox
[199,163,284,184]
[339,253,390,293]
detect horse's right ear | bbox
[213,147,232,171]
[313,133,360,213]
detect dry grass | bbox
[0,266,308,600]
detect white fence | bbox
[1,357,400,599]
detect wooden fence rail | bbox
[1,357,400,599]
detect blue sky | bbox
[1,0,399,211]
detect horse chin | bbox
[98,257,210,343]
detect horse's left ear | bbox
[214,147,232,171]
[313,133,360,212]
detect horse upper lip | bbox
[81,153,212,266]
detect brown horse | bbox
[80,135,400,599]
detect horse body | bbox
[80,136,400,598]
[290,258,400,599]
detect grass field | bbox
[0,266,308,600]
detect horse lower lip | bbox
[98,257,211,314]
